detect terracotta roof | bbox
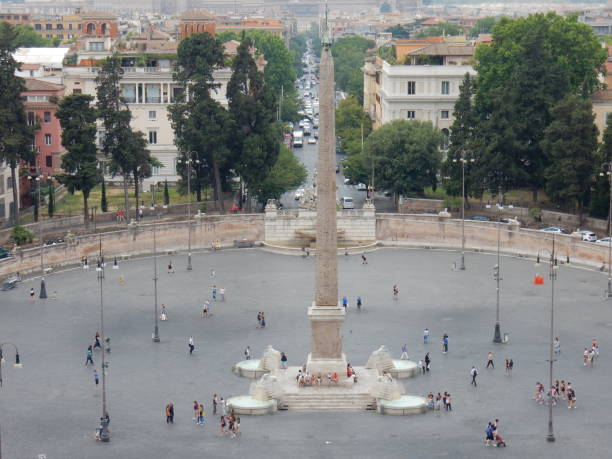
[421,18,440,26]
[180,10,215,21]
[405,43,475,56]
[24,78,64,92]
[592,90,612,101]
[80,11,118,20]
[19,63,41,70]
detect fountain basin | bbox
[389,360,419,379]
[378,395,428,415]
[226,395,277,415]
[232,359,269,378]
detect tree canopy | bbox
[11,24,59,47]
[331,36,375,103]
[415,23,463,38]
[468,17,497,37]
[255,146,306,203]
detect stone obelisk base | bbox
[306,302,348,378]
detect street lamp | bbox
[29,174,47,299]
[152,214,160,343]
[95,234,110,442]
[0,341,22,459]
[535,234,559,443]
[493,197,503,344]
[600,162,612,297]
[181,153,200,271]
[452,155,475,270]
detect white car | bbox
[294,188,304,200]
[540,226,568,234]
[356,183,367,191]
[576,230,597,242]
[308,138,316,144]
[596,237,612,245]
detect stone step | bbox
[279,392,377,411]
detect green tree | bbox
[127,130,159,209]
[216,31,239,43]
[468,17,497,37]
[227,36,279,209]
[475,12,606,200]
[100,178,108,212]
[415,23,463,38]
[335,95,373,184]
[0,22,35,225]
[385,24,412,39]
[256,146,307,203]
[542,95,598,219]
[95,54,134,219]
[55,94,100,227]
[331,36,375,103]
[592,119,612,219]
[12,25,57,47]
[364,120,442,199]
[169,32,230,211]
[443,73,478,197]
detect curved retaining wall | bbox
[3,213,611,278]
[0,214,264,278]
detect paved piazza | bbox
[1,247,611,458]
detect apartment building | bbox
[0,162,18,225]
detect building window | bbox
[606,112,612,126]
[89,42,104,52]
[35,24,42,31]
[56,24,63,30]
[45,156,52,168]
[148,110,157,120]
[69,23,73,30]
[153,165,161,175]
[43,111,51,123]
[73,88,82,94]
[27,112,35,126]
[27,95,49,102]
[121,84,137,103]
[406,111,415,119]
[148,130,157,144]
[145,84,161,103]
[441,81,450,95]
[407,81,416,95]
[58,34,63,40]
[44,134,52,145]
[46,24,52,30]
[440,110,450,120]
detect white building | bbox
[0,162,19,225]
[63,63,231,186]
[378,62,476,135]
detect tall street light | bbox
[96,234,110,442]
[29,173,47,298]
[453,155,474,271]
[182,153,199,271]
[535,233,559,442]
[600,162,612,297]
[152,215,160,343]
[0,341,23,459]
[493,195,503,344]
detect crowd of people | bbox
[534,380,577,409]
[426,392,452,412]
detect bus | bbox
[293,130,304,148]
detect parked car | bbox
[44,237,64,246]
[294,188,304,200]
[576,230,597,242]
[0,247,10,259]
[470,216,491,222]
[540,226,568,234]
[595,237,612,245]
[308,137,316,144]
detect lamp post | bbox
[600,162,612,297]
[453,155,474,270]
[535,234,558,442]
[493,196,503,344]
[0,341,23,459]
[182,153,199,271]
[29,173,47,299]
[96,234,110,442]
[152,215,160,343]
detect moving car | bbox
[294,188,305,200]
[308,137,317,144]
[595,237,612,245]
[356,183,367,191]
[0,247,10,259]
[540,226,568,234]
[341,197,354,209]
[470,216,491,222]
[576,230,597,242]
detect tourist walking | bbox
[219,397,226,416]
[219,416,227,435]
[256,312,262,328]
[160,304,167,321]
[30,287,35,301]
[211,285,217,301]
[553,337,561,354]
[361,253,367,264]
[486,351,494,369]
[197,404,205,425]
[244,346,251,360]
[260,312,266,328]
[418,359,425,374]
[86,345,94,366]
[213,394,219,415]
[188,336,195,355]
[424,352,431,372]
[470,366,478,387]
[94,332,102,349]
[165,403,174,423]
[201,301,210,317]
[445,393,452,411]
[423,328,430,345]
[342,296,348,309]
[442,333,449,354]
[220,287,225,301]
[393,284,399,299]
[93,369,99,387]
[193,401,200,421]
[356,296,362,310]
[167,261,174,274]
[400,344,409,360]
[281,352,288,369]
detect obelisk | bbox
[305,24,348,377]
